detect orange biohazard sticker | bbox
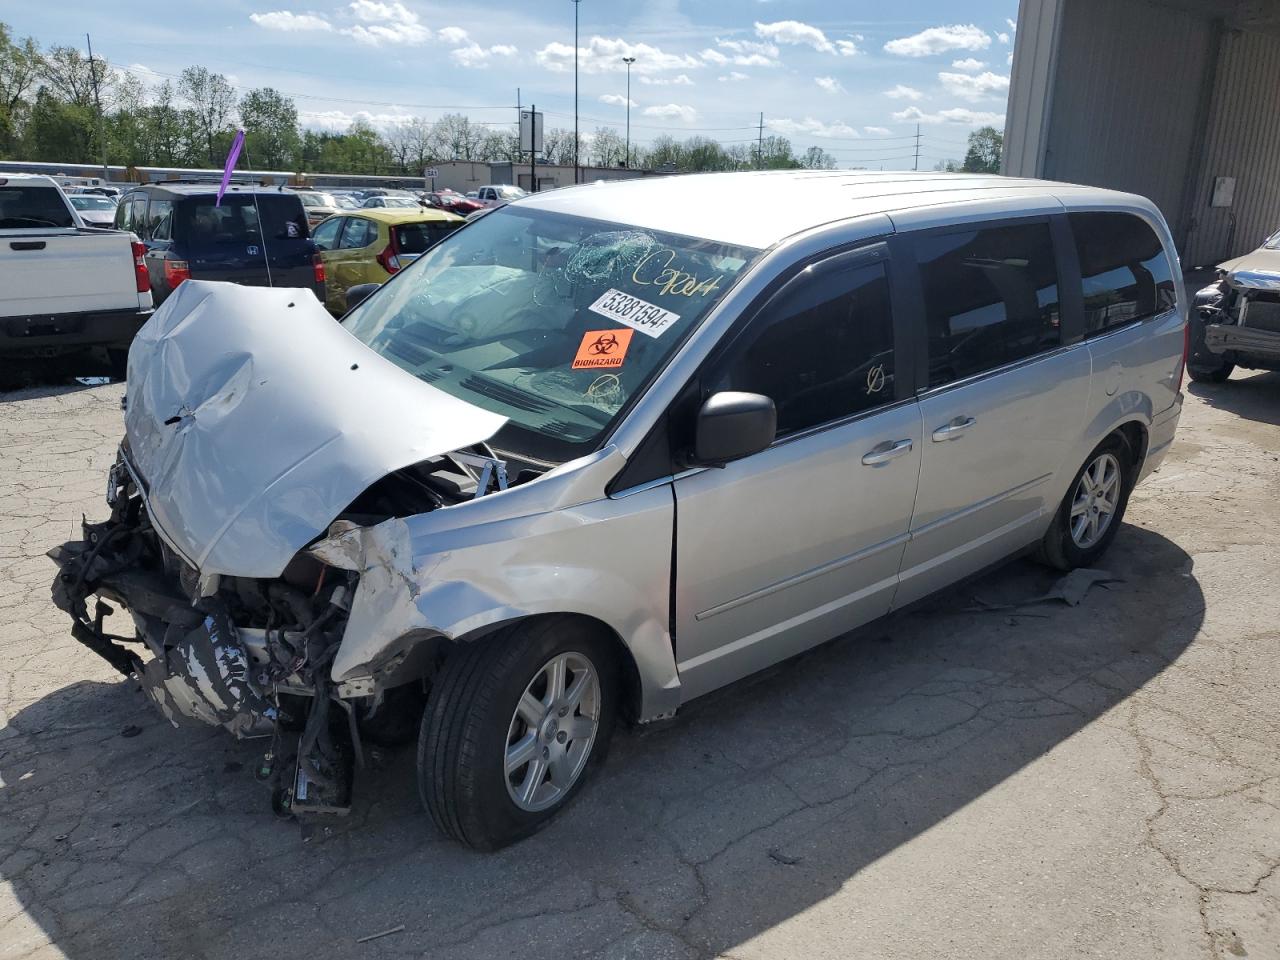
[572,328,634,369]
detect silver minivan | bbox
[50,171,1187,849]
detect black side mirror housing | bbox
[692,391,776,466]
[345,282,380,312]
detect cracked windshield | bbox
[343,207,758,458]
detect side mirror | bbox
[345,282,380,311]
[692,391,776,466]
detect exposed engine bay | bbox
[1195,269,1280,370]
[48,441,538,816]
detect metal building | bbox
[1004,0,1280,266]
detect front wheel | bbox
[418,617,617,850]
[1037,435,1136,570]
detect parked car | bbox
[361,195,422,209]
[424,190,484,216]
[1188,228,1280,382]
[113,183,322,305]
[49,172,1186,850]
[311,206,464,315]
[475,184,529,207]
[67,193,118,227]
[294,190,342,226]
[0,173,152,380]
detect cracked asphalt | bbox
[1,370,1278,960]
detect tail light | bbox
[313,253,326,284]
[1176,320,1190,393]
[163,259,190,290]
[130,241,149,293]
[376,228,402,274]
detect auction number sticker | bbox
[588,288,681,339]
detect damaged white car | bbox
[50,173,1186,849]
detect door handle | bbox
[861,438,914,465]
[931,416,977,442]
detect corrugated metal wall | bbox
[1184,28,1280,266]
[1043,0,1215,240]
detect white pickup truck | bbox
[1,173,153,381]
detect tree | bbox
[589,126,625,167]
[933,158,961,172]
[757,135,798,169]
[178,66,237,166]
[430,113,483,161]
[800,145,837,170]
[239,87,299,168]
[962,126,1003,173]
[39,44,108,109]
[0,25,41,155]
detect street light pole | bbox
[572,0,582,184]
[622,56,635,168]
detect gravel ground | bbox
[1,370,1277,960]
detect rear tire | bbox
[1188,360,1234,383]
[1037,435,1136,571]
[418,617,618,850]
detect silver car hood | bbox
[1221,248,1280,290]
[124,280,506,578]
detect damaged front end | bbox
[50,451,365,812]
[1195,268,1280,370]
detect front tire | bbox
[418,617,618,850]
[1037,435,1136,570]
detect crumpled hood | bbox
[124,280,506,578]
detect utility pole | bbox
[571,0,582,184]
[85,34,108,184]
[622,56,635,168]
[757,112,764,170]
[913,123,921,172]
[529,103,537,193]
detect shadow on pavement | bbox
[0,524,1203,960]
[1187,369,1280,427]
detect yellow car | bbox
[312,207,465,315]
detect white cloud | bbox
[891,105,1004,125]
[997,32,1010,44]
[437,26,469,45]
[715,37,778,57]
[700,48,729,66]
[718,71,750,82]
[835,39,859,56]
[754,19,852,55]
[639,74,694,86]
[771,116,860,138]
[1007,17,1017,33]
[952,58,985,72]
[815,76,845,94]
[450,42,517,68]
[536,37,701,74]
[864,125,892,136]
[884,24,992,57]
[884,84,924,101]
[249,10,333,32]
[643,103,698,122]
[701,47,776,68]
[300,107,415,132]
[342,0,433,45]
[599,94,637,107]
[938,70,1010,101]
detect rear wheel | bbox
[1188,360,1234,383]
[1037,435,1136,570]
[418,617,617,850]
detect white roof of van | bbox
[513,170,1156,249]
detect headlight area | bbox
[46,451,389,817]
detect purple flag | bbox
[215,129,245,207]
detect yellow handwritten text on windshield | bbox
[631,249,724,298]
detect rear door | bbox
[330,217,380,296]
[894,217,1091,607]
[179,194,313,289]
[311,217,346,313]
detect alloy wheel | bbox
[1070,451,1122,549]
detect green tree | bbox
[962,126,1003,173]
[0,25,42,156]
[21,87,93,161]
[800,145,837,169]
[239,87,299,169]
[179,66,237,166]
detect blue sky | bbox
[9,1,1020,168]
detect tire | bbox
[418,617,618,850]
[1037,435,1136,571]
[1188,361,1234,384]
[107,349,129,382]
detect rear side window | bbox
[712,256,896,436]
[131,196,149,236]
[1069,212,1177,335]
[149,199,173,241]
[394,221,461,254]
[339,218,377,249]
[0,186,78,228]
[915,222,1061,389]
[179,195,309,245]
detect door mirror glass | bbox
[693,391,776,465]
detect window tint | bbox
[149,199,173,240]
[915,222,1061,388]
[114,194,133,229]
[1069,212,1177,335]
[179,195,309,246]
[312,217,342,250]
[712,258,896,436]
[0,186,77,228]
[394,221,461,254]
[339,218,376,249]
[130,196,149,237]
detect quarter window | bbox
[1068,212,1177,335]
[149,199,173,241]
[711,256,896,437]
[915,222,1061,388]
[130,196,149,238]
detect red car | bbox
[424,190,485,216]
